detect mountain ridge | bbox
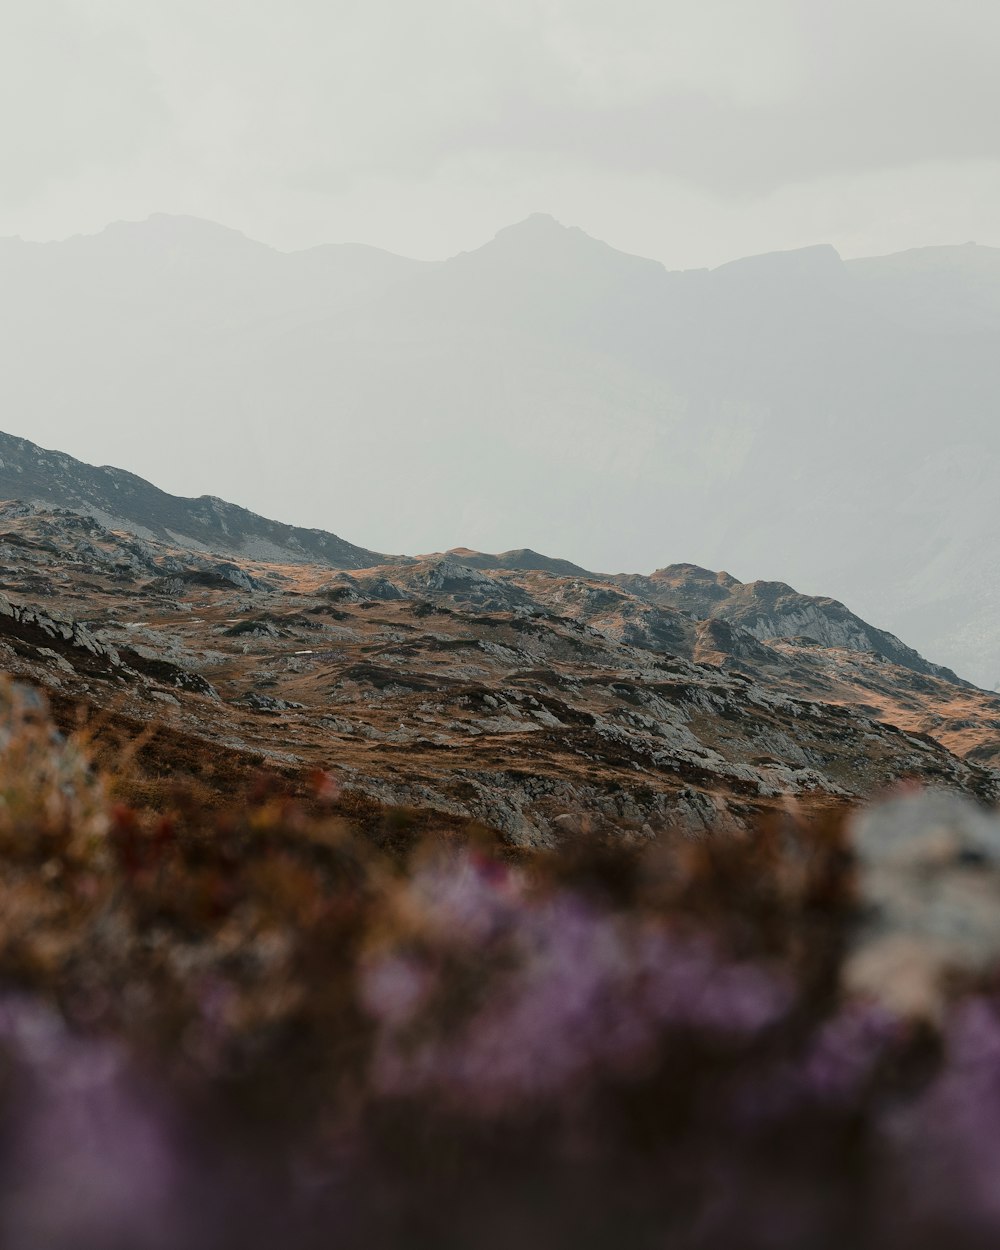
[13,209,1000,270]
[0,499,997,846]
[0,429,978,696]
[0,431,387,569]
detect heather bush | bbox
[2,679,1000,1248]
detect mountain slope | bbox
[0,436,995,839]
[433,550,972,689]
[616,564,970,688]
[3,433,970,693]
[0,432,386,568]
[0,504,996,847]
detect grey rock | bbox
[845,792,1000,1018]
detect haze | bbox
[5,1,1000,267]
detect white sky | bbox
[3,0,1000,267]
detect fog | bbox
[4,2,1000,266]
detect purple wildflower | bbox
[362,851,792,1113]
[0,998,182,1250]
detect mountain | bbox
[441,546,594,576]
[3,213,1000,684]
[0,438,997,839]
[613,563,970,687]
[0,431,385,568]
[437,550,970,687]
[0,433,968,687]
[1,501,997,846]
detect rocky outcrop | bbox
[846,793,1000,1019]
[0,592,122,668]
[0,589,217,701]
[625,565,971,689]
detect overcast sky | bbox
[3,0,1000,267]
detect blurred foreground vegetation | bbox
[0,679,999,1249]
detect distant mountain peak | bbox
[94,213,270,255]
[442,547,594,576]
[484,213,590,252]
[496,211,574,234]
[457,212,663,279]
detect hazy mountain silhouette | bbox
[2,213,998,684]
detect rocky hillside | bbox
[431,549,974,689]
[0,431,386,568]
[7,428,965,689]
[387,556,1000,769]
[0,503,997,845]
[614,563,970,687]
